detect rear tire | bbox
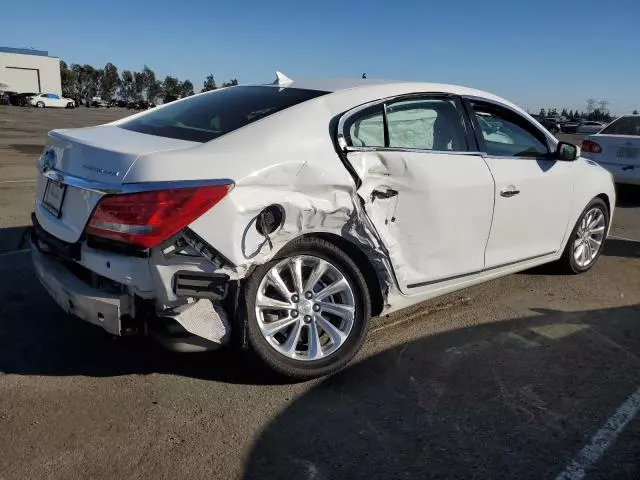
[66,102,74,109]
[556,198,609,274]
[245,237,371,380]
[36,101,44,108]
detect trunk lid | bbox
[589,134,640,166]
[35,126,198,243]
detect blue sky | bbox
[3,0,639,113]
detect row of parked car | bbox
[532,115,607,134]
[1,91,156,110]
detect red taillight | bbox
[86,184,230,248]
[581,139,602,154]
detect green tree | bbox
[633,110,639,115]
[133,71,146,101]
[180,79,194,97]
[71,64,100,100]
[561,108,568,118]
[221,78,239,87]
[202,74,217,92]
[162,76,181,102]
[568,109,574,118]
[60,61,79,98]
[539,108,546,117]
[101,63,119,101]
[120,70,134,101]
[142,66,160,102]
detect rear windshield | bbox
[118,86,329,142]
[600,116,640,136]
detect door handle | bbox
[371,188,398,201]
[500,186,520,198]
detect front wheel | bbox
[557,198,609,273]
[245,237,371,380]
[36,101,44,108]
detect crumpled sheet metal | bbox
[224,159,397,309]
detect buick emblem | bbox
[39,149,56,171]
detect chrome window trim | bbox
[342,146,485,157]
[336,92,471,155]
[42,168,234,195]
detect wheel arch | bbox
[596,192,611,216]
[292,232,385,317]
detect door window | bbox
[342,96,469,151]
[470,102,550,157]
[344,105,385,147]
[386,98,467,151]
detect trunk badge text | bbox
[82,164,121,177]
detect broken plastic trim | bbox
[177,228,235,269]
[173,271,230,300]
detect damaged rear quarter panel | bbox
[124,89,433,310]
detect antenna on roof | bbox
[274,71,293,86]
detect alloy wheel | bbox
[573,207,606,268]
[255,255,356,361]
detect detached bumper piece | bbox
[31,242,130,336]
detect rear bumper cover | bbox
[31,240,130,336]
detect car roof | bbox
[258,76,502,99]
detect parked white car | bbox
[30,74,615,379]
[30,93,75,108]
[576,121,606,134]
[581,115,640,185]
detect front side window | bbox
[119,86,328,143]
[601,116,640,136]
[386,98,467,151]
[470,102,550,157]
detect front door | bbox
[467,100,573,268]
[340,95,495,294]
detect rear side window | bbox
[118,86,329,142]
[386,98,467,151]
[343,96,468,151]
[601,117,640,136]
[344,105,385,147]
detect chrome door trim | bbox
[406,251,556,289]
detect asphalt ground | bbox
[0,105,639,480]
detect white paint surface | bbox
[555,386,640,480]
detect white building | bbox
[0,46,61,95]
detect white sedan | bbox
[581,114,640,185]
[30,93,76,108]
[576,121,606,134]
[29,74,615,379]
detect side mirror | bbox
[556,141,579,161]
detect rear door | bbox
[467,100,573,267]
[339,95,495,294]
